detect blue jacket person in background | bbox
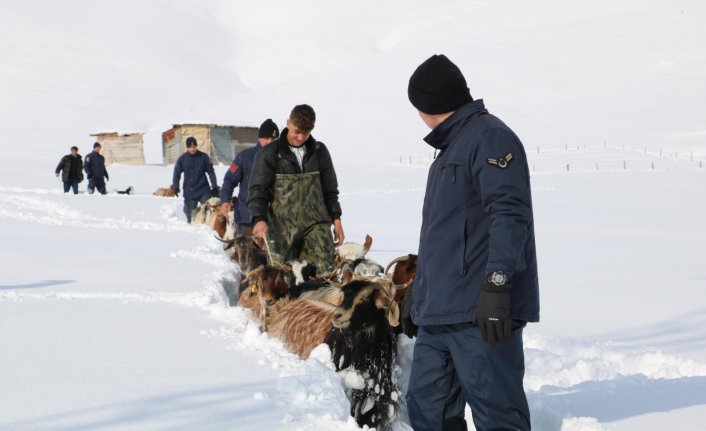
[404,55,539,431]
[84,142,109,195]
[171,136,218,223]
[220,119,279,234]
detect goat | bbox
[153,187,178,197]
[190,197,221,226]
[237,265,292,331]
[218,234,268,274]
[335,234,373,263]
[268,279,400,430]
[385,254,418,304]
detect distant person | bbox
[171,136,218,223]
[220,119,279,235]
[248,104,344,274]
[403,55,539,431]
[84,142,109,195]
[54,146,84,194]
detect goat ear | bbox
[363,235,373,253]
[388,301,400,327]
[341,267,355,284]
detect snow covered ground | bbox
[2,1,706,430]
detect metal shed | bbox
[161,124,259,165]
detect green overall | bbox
[267,171,335,274]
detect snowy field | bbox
[2,1,706,430]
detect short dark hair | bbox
[93,142,101,149]
[289,104,316,132]
[71,146,78,151]
[186,136,197,147]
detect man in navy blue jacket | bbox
[172,137,218,223]
[219,119,279,234]
[84,142,109,195]
[404,55,539,431]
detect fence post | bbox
[651,162,655,170]
[623,160,627,170]
[537,146,540,154]
[566,164,570,172]
[595,162,599,171]
[409,155,412,164]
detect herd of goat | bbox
[184,197,418,430]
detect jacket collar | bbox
[276,128,317,158]
[423,99,487,150]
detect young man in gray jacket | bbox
[404,54,539,431]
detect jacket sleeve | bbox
[220,154,242,203]
[84,155,93,178]
[104,166,109,181]
[172,157,183,190]
[55,156,67,174]
[318,143,342,219]
[205,155,218,188]
[247,149,276,223]
[471,128,533,277]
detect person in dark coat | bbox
[220,119,279,235]
[248,104,344,274]
[403,55,540,431]
[54,146,84,194]
[172,136,218,223]
[84,142,109,195]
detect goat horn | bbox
[384,255,411,275]
[213,234,230,244]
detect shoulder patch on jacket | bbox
[229,163,238,174]
[487,153,514,169]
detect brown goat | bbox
[267,299,338,358]
[268,279,399,358]
[153,187,177,197]
[385,254,418,304]
[238,265,292,331]
[221,234,268,274]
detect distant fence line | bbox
[396,143,705,173]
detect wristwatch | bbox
[488,271,510,287]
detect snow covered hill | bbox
[2,1,706,430]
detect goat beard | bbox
[324,319,398,431]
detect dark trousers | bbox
[406,321,530,431]
[184,193,211,223]
[87,178,107,195]
[63,180,79,194]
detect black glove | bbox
[400,284,418,338]
[211,186,221,197]
[474,280,512,346]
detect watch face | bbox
[491,272,508,286]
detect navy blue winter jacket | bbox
[411,100,539,326]
[220,143,260,225]
[84,150,108,181]
[171,150,218,200]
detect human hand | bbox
[252,220,268,238]
[333,219,345,246]
[220,202,232,216]
[55,173,59,177]
[474,280,513,346]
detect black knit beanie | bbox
[258,119,279,138]
[408,54,473,115]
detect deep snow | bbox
[2,0,706,430]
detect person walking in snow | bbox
[84,142,109,195]
[403,54,539,431]
[248,104,344,274]
[171,136,219,223]
[220,118,279,235]
[55,146,84,194]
